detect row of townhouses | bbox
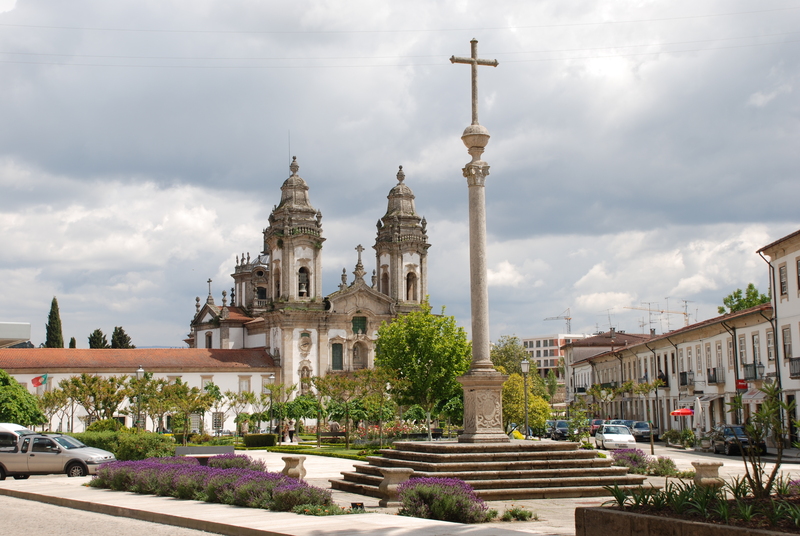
[565,229,800,443]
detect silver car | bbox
[0,432,116,479]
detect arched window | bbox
[406,273,417,302]
[381,272,389,295]
[353,342,367,370]
[205,332,213,349]
[298,267,310,297]
[273,269,281,299]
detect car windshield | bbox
[52,436,87,449]
[604,426,626,435]
[14,428,36,436]
[634,423,648,429]
[724,427,747,437]
[556,421,568,428]
[592,419,604,425]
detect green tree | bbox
[88,329,110,349]
[44,297,64,348]
[171,379,214,446]
[68,337,76,348]
[501,372,550,433]
[110,326,136,349]
[0,369,46,426]
[224,389,256,441]
[490,335,528,376]
[60,374,129,421]
[718,283,770,314]
[545,369,559,403]
[311,373,363,449]
[375,301,472,440]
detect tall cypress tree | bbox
[68,337,76,348]
[44,297,64,348]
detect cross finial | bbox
[355,244,365,263]
[450,39,498,126]
[207,278,212,295]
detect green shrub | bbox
[292,504,366,516]
[244,434,279,447]
[71,431,175,460]
[86,419,126,432]
[116,432,175,460]
[501,506,535,521]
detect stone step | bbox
[364,456,614,473]
[378,448,600,464]
[329,478,648,501]
[350,464,631,481]
[387,440,582,454]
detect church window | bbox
[352,316,367,334]
[205,332,213,349]
[257,287,267,300]
[274,269,281,298]
[298,267,310,297]
[332,344,343,370]
[381,272,389,296]
[406,273,417,302]
[239,376,251,393]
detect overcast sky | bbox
[2,1,799,348]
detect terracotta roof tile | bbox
[0,348,275,372]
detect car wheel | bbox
[13,475,29,480]
[724,442,733,456]
[0,466,5,481]
[66,463,87,477]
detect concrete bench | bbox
[175,446,234,465]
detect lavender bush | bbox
[207,452,267,472]
[91,454,331,511]
[611,449,651,474]
[398,477,496,523]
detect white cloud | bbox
[488,260,524,287]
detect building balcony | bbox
[599,381,617,389]
[743,364,757,381]
[707,368,725,385]
[790,358,800,378]
[575,386,586,393]
[679,372,692,387]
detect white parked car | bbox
[595,424,637,450]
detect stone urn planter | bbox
[692,460,724,488]
[576,507,791,536]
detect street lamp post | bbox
[521,358,530,440]
[265,373,275,434]
[136,365,144,431]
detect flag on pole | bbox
[31,374,48,387]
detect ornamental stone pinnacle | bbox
[451,39,508,443]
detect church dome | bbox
[277,157,317,213]
[382,166,417,218]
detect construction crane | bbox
[544,308,572,333]
[623,304,690,327]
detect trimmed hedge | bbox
[243,434,279,448]
[70,431,175,460]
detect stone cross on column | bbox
[355,244,364,263]
[450,39,508,444]
[450,39,498,126]
[207,279,212,294]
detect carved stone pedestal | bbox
[281,456,307,480]
[458,368,509,443]
[378,467,414,507]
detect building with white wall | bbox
[522,333,588,379]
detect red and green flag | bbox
[31,374,48,387]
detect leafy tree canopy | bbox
[111,326,136,349]
[718,283,770,314]
[45,297,63,348]
[501,373,550,433]
[490,335,528,376]
[88,329,110,349]
[0,369,46,426]
[375,302,471,418]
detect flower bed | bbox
[90,455,331,511]
[593,478,800,534]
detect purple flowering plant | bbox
[91,454,331,511]
[397,477,496,524]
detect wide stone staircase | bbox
[330,440,647,500]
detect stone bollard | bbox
[378,467,414,507]
[281,456,307,480]
[692,460,724,488]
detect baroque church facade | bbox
[187,158,430,392]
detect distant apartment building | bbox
[522,333,589,379]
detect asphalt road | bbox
[0,492,215,536]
